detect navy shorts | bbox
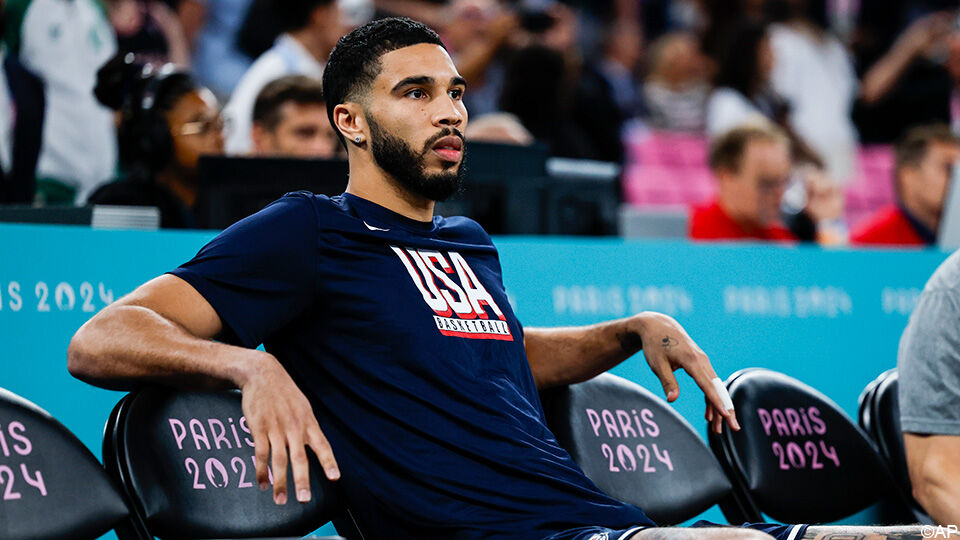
[549,521,809,540]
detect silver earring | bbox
[354,135,362,144]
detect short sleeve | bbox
[898,288,960,435]
[169,193,319,348]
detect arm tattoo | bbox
[661,336,679,350]
[802,527,924,540]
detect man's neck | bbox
[901,196,939,236]
[717,197,762,233]
[289,28,330,63]
[344,157,435,222]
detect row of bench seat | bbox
[0,367,925,539]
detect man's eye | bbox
[449,89,463,100]
[407,89,426,99]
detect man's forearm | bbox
[68,304,260,391]
[525,314,646,389]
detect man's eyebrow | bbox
[391,76,434,92]
[451,76,466,87]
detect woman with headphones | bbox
[89,53,224,228]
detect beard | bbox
[367,114,465,202]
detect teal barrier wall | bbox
[0,223,951,532]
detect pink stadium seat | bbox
[623,130,897,230]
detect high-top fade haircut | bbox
[322,17,445,148]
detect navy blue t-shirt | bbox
[170,192,654,539]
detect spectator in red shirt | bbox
[851,124,960,247]
[690,124,798,242]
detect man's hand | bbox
[634,312,740,434]
[237,351,340,505]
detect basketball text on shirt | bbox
[391,246,513,341]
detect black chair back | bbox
[542,373,749,525]
[0,387,128,540]
[860,370,931,523]
[103,387,346,539]
[709,368,896,524]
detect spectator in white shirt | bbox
[3,0,117,204]
[768,0,859,183]
[222,0,350,155]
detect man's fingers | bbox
[648,355,680,401]
[287,437,311,503]
[712,409,724,434]
[687,361,740,431]
[269,433,289,504]
[308,428,341,481]
[253,427,271,491]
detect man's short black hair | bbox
[272,0,335,32]
[322,17,445,147]
[253,75,326,131]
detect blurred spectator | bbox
[0,18,43,204]
[441,0,516,117]
[642,31,710,132]
[690,124,797,241]
[88,56,223,228]
[571,19,643,163]
[3,0,118,204]
[768,0,858,182]
[500,45,592,158]
[180,0,253,97]
[707,19,824,169]
[700,0,768,67]
[250,75,340,158]
[107,0,190,66]
[706,20,785,137]
[851,124,960,247]
[690,123,842,243]
[222,0,342,155]
[855,11,956,143]
[236,0,372,61]
[466,112,534,145]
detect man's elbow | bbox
[67,318,109,383]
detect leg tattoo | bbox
[802,526,925,540]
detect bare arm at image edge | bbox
[899,282,960,525]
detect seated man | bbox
[68,17,925,540]
[851,124,960,247]
[898,249,960,524]
[689,125,840,243]
[250,75,342,158]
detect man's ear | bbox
[334,102,366,145]
[714,167,735,186]
[251,123,271,155]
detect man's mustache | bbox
[422,128,466,153]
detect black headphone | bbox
[119,63,186,172]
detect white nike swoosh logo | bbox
[363,221,390,232]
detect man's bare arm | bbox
[524,312,739,433]
[68,274,339,505]
[69,274,243,390]
[904,433,960,524]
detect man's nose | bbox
[432,98,464,128]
